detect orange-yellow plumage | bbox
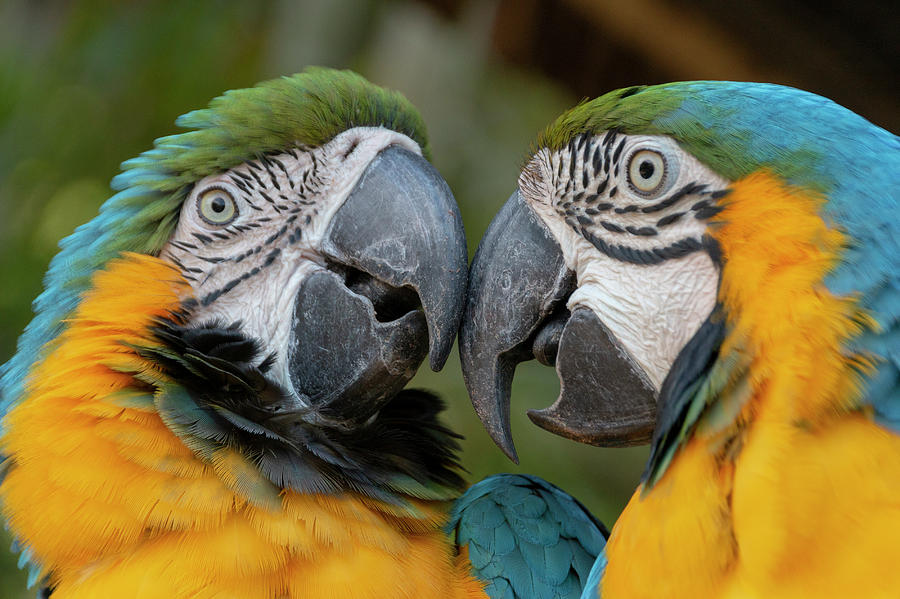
[0,254,487,598]
[601,172,900,598]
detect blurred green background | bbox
[0,0,895,595]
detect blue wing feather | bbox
[449,474,608,599]
[579,551,607,599]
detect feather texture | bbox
[449,474,607,599]
[133,317,465,506]
[541,82,900,598]
[0,254,487,598]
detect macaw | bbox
[0,68,606,598]
[459,81,900,598]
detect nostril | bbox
[341,266,421,323]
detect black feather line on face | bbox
[133,318,466,503]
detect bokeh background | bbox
[0,0,896,595]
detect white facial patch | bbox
[520,132,728,392]
[568,245,718,390]
[160,127,422,403]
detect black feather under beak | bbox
[460,190,656,462]
[289,146,467,426]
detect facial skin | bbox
[460,129,732,456]
[519,132,726,390]
[161,127,421,406]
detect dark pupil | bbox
[211,196,227,213]
[639,160,655,179]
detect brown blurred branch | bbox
[562,0,776,81]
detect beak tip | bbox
[425,294,464,372]
[428,346,449,371]
[526,407,550,428]
[526,407,573,443]
[495,435,520,464]
[478,403,520,464]
[527,406,579,442]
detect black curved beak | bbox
[289,146,468,425]
[460,190,657,462]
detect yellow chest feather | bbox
[0,255,485,598]
[602,174,900,598]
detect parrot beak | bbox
[459,190,657,462]
[288,146,468,426]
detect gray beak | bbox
[460,190,657,462]
[289,146,467,425]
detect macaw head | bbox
[460,82,899,478]
[1,68,468,503]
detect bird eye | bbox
[627,149,667,195]
[197,188,238,225]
